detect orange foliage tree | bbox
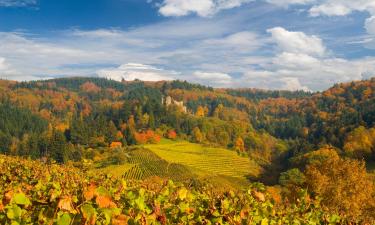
[235,137,245,152]
[167,130,177,140]
[306,157,375,220]
[134,130,161,144]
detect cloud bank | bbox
[0,1,374,91]
[158,0,254,17]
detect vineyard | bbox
[145,141,261,178]
[0,155,346,224]
[90,141,260,188]
[123,148,194,181]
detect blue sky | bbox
[0,0,374,91]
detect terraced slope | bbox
[145,141,261,178]
[122,148,194,181]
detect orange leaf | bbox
[58,196,76,213]
[84,184,96,201]
[112,215,129,225]
[95,196,116,208]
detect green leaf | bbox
[178,187,188,200]
[102,209,112,225]
[212,210,221,217]
[135,197,146,211]
[7,205,22,220]
[96,186,109,196]
[329,214,341,224]
[13,193,31,206]
[81,204,96,220]
[56,213,71,225]
[261,218,269,225]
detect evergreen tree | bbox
[49,130,69,163]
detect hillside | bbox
[0,77,374,223]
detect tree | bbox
[49,130,69,163]
[69,116,89,145]
[196,106,205,117]
[80,81,101,93]
[290,145,340,169]
[234,137,245,152]
[148,112,155,129]
[279,168,306,202]
[217,131,230,147]
[306,157,374,220]
[192,127,203,143]
[343,126,374,159]
[167,130,177,140]
[106,121,118,143]
[279,168,306,187]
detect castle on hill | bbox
[162,96,187,113]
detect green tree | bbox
[49,130,69,163]
[192,127,203,143]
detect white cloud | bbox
[158,0,253,17]
[0,0,36,7]
[0,57,7,71]
[281,77,310,91]
[285,0,374,49]
[272,52,320,69]
[265,0,315,7]
[267,27,326,56]
[71,29,124,38]
[366,16,375,35]
[309,3,351,16]
[309,0,375,17]
[202,31,262,52]
[232,27,375,91]
[238,56,375,91]
[192,71,233,86]
[97,63,178,82]
[0,12,373,91]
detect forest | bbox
[0,77,374,224]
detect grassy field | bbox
[93,139,261,188]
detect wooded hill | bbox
[0,77,374,222]
[0,77,374,162]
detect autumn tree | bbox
[290,145,340,169]
[80,81,101,93]
[192,127,203,143]
[234,137,245,152]
[124,116,137,145]
[167,130,177,140]
[306,157,375,221]
[134,130,161,144]
[343,126,374,159]
[195,106,205,117]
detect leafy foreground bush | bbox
[0,155,348,225]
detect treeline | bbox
[225,88,312,101]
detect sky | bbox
[0,0,375,91]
